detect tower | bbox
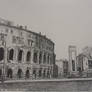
[68,45,77,75]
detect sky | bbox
[0,0,92,60]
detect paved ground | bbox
[0,78,92,91]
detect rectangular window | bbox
[28,39,31,46]
[12,36,16,43]
[0,33,4,41]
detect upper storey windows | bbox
[27,39,34,47]
[0,33,7,46]
[0,24,54,52]
[5,28,14,34]
[0,33,5,41]
[27,33,35,47]
[5,28,8,33]
[12,36,24,44]
[35,35,54,52]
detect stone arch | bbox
[43,69,46,78]
[17,69,22,78]
[47,70,50,78]
[33,52,38,63]
[0,47,4,61]
[26,51,31,62]
[9,49,14,60]
[33,69,36,78]
[7,68,13,78]
[25,69,30,78]
[39,52,42,64]
[18,50,23,62]
[43,53,46,64]
[39,69,42,77]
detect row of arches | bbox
[33,51,51,64]
[0,69,30,79]
[33,69,51,78]
[0,47,31,62]
[0,47,52,64]
[7,68,30,79]
[0,68,51,79]
[9,49,31,63]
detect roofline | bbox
[0,23,54,45]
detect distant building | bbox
[56,60,63,77]
[53,64,58,78]
[56,59,68,78]
[68,46,78,75]
[77,54,88,71]
[82,47,92,76]
[82,46,92,55]
[77,52,92,77]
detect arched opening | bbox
[33,52,38,63]
[26,51,31,62]
[39,69,42,77]
[9,49,14,60]
[0,48,4,61]
[50,56,52,65]
[43,53,46,64]
[25,69,30,78]
[33,70,36,78]
[17,69,22,78]
[18,50,23,62]
[47,55,49,64]
[7,68,13,78]
[0,69,2,78]
[39,52,42,64]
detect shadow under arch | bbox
[0,47,4,61]
[7,68,13,78]
[17,69,22,78]
[25,69,30,78]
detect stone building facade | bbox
[77,53,92,77]
[56,59,68,78]
[0,18,55,80]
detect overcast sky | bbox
[0,0,92,59]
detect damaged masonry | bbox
[0,18,56,81]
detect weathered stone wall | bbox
[0,23,55,79]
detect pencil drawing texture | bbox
[0,0,92,91]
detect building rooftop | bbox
[0,17,54,45]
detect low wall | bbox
[0,78,92,91]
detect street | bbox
[0,78,92,91]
